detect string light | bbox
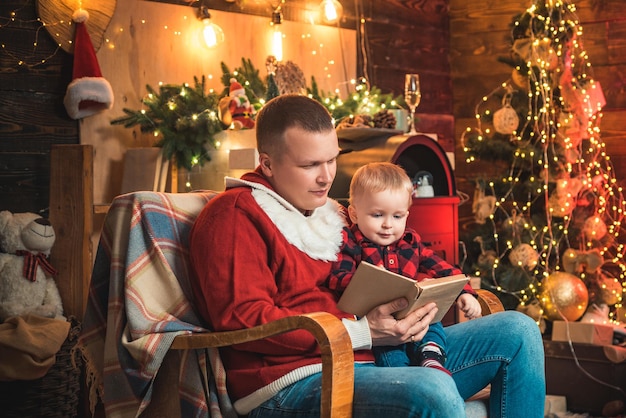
[319,0,343,25]
[270,8,284,61]
[198,4,224,49]
[461,1,625,321]
[0,6,64,68]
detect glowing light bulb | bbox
[271,10,284,61]
[202,19,224,48]
[198,6,224,49]
[320,0,343,24]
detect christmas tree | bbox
[460,0,625,326]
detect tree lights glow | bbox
[460,0,624,324]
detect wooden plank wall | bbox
[0,0,77,215]
[449,0,626,222]
[6,0,626,220]
[150,0,455,149]
[0,0,452,215]
[83,0,357,206]
[355,0,455,151]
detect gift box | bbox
[551,320,614,346]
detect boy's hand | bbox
[457,293,482,320]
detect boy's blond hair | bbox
[349,162,413,207]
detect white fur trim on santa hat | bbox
[229,77,245,96]
[72,8,89,23]
[63,76,114,120]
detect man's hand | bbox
[365,298,438,346]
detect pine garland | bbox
[309,77,403,123]
[111,58,404,171]
[111,76,223,171]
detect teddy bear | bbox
[0,211,64,322]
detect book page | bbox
[336,262,419,317]
[336,261,468,322]
[396,274,469,321]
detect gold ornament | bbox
[508,243,539,270]
[218,96,233,126]
[548,178,582,218]
[533,38,559,70]
[548,193,574,217]
[539,272,589,321]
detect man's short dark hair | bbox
[256,94,335,157]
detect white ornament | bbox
[509,243,539,270]
[493,104,519,135]
[583,216,607,240]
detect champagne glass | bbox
[404,74,421,135]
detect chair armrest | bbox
[475,289,505,316]
[171,312,354,418]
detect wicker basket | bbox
[0,317,83,418]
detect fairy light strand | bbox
[0,6,65,68]
[461,0,625,322]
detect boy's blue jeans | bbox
[248,311,546,418]
[373,321,446,367]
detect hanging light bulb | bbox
[271,9,284,61]
[319,0,343,24]
[198,5,224,49]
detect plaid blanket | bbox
[77,191,237,418]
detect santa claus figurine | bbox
[228,78,255,129]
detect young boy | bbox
[328,162,481,374]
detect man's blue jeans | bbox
[248,311,546,418]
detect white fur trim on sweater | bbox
[225,177,345,261]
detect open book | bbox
[336,261,469,322]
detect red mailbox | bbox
[331,133,460,264]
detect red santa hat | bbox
[63,9,114,120]
[229,78,245,96]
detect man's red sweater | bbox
[189,172,374,402]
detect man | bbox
[189,94,545,417]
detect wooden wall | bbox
[9,0,626,229]
[449,0,626,222]
[356,0,455,151]
[150,0,455,148]
[77,0,454,206]
[0,0,77,215]
[83,0,358,205]
[0,0,452,214]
